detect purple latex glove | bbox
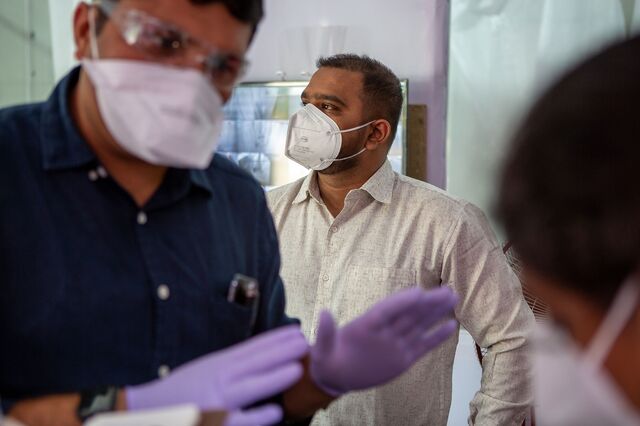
[126,325,308,426]
[310,286,458,396]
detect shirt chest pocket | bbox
[207,297,255,351]
[332,266,417,323]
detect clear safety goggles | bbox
[93,0,249,90]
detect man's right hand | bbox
[126,325,309,425]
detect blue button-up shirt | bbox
[0,67,294,407]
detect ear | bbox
[73,2,92,60]
[364,119,392,151]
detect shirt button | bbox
[88,170,99,182]
[330,226,338,233]
[96,166,108,178]
[322,274,329,282]
[157,284,170,301]
[137,211,148,225]
[158,365,170,378]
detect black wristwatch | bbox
[77,386,119,422]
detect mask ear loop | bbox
[328,147,367,163]
[330,120,376,136]
[583,277,640,368]
[322,121,375,163]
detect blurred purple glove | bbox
[310,286,458,396]
[126,325,308,426]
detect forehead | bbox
[304,67,364,105]
[116,0,253,56]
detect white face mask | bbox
[82,12,224,169]
[285,104,374,171]
[533,278,640,426]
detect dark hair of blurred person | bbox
[496,34,640,424]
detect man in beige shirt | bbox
[267,54,535,425]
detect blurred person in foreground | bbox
[496,34,640,426]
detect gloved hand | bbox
[309,286,458,396]
[126,325,308,426]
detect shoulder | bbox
[0,102,45,170]
[197,155,273,220]
[0,103,44,147]
[393,174,497,239]
[393,174,470,215]
[208,154,264,196]
[265,175,307,210]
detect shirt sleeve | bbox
[254,195,299,334]
[441,202,534,426]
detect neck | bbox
[72,71,167,207]
[317,158,385,217]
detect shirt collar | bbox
[41,66,97,171]
[292,160,396,205]
[293,171,323,205]
[360,160,395,204]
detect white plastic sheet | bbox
[446,0,637,233]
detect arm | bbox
[7,392,126,426]
[6,326,308,426]
[281,356,335,420]
[442,203,535,425]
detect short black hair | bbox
[98,0,263,37]
[496,35,640,306]
[316,54,403,145]
[190,0,263,27]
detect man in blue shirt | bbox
[1,0,308,421]
[1,0,458,424]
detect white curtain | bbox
[446,0,639,235]
[48,0,81,81]
[633,1,640,32]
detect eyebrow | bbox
[300,91,347,108]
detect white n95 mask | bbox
[285,104,374,171]
[82,10,223,169]
[83,59,224,169]
[533,278,640,426]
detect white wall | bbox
[0,0,54,108]
[245,0,450,187]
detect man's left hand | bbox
[309,286,458,395]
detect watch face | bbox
[78,387,118,421]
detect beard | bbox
[318,133,367,175]
[318,155,360,175]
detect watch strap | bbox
[77,386,119,421]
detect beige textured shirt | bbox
[267,161,534,426]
